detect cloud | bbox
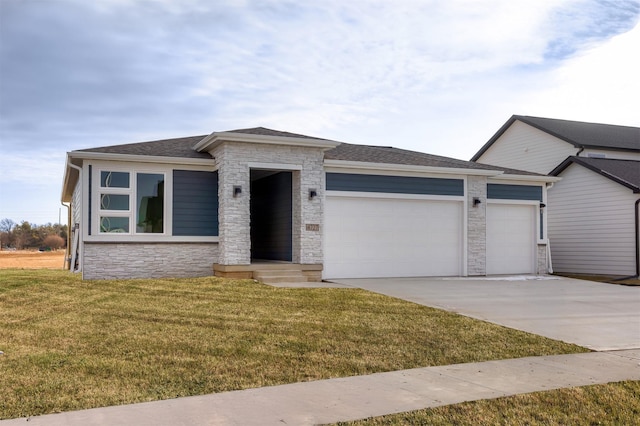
[1,0,639,223]
[525,21,640,126]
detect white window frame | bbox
[89,162,173,240]
[95,167,169,236]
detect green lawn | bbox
[336,381,640,425]
[1,269,586,420]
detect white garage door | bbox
[486,203,536,275]
[324,196,463,279]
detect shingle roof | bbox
[73,128,542,176]
[471,115,640,161]
[226,127,329,140]
[325,142,542,175]
[76,135,211,159]
[551,156,640,193]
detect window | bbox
[96,170,165,235]
[136,173,164,233]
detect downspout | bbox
[68,162,83,273]
[615,198,640,281]
[545,182,555,274]
[60,201,70,269]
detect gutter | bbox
[67,162,83,273]
[60,201,70,269]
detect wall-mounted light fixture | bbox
[233,185,242,197]
[309,189,317,200]
[473,197,482,206]
[540,202,546,209]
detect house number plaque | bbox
[305,224,320,232]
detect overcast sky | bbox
[1,0,639,225]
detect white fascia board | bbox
[194,132,340,152]
[61,153,85,202]
[68,151,216,168]
[61,154,74,202]
[489,174,561,183]
[323,159,503,177]
[247,162,303,171]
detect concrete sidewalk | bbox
[3,350,639,426]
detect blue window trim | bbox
[487,184,543,201]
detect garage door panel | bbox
[324,196,462,279]
[486,204,535,275]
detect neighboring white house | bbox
[472,115,640,277]
[62,127,555,281]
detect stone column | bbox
[467,175,487,276]
[214,144,251,265]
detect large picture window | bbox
[96,169,165,235]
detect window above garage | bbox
[326,173,464,196]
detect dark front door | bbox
[250,170,293,262]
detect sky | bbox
[1,0,639,225]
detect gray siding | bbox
[326,173,464,196]
[548,164,639,275]
[487,184,542,201]
[173,170,219,236]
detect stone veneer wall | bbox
[537,244,549,275]
[211,141,325,266]
[82,243,219,280]
[467,176,487,275]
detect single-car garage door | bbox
[324,196,463,279]
[486,203,536,275]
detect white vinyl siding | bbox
[548,164,639,276]
[477,121,579,174]
[582,149,640,161]
[72,180,82,226]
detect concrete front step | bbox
[253,270,308,284]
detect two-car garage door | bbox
[324,196,463,279]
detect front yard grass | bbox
[335,380,640,425]
[1,270,587,420]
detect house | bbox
[471,115,640,277]
[61,127,556,281]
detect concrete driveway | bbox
[331,276,640,351]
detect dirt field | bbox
[0,250,66,269]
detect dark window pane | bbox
[137,173,164,233]
[100,217,129,233]
[101,171,129,188]
[100,194,129,211]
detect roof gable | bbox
[551,157,640,193]
[226,127,328,140]
[472,115,640,161]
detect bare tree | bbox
[0,218,15,233]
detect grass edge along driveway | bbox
[334,380,640,425]
[0,270,587,420]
